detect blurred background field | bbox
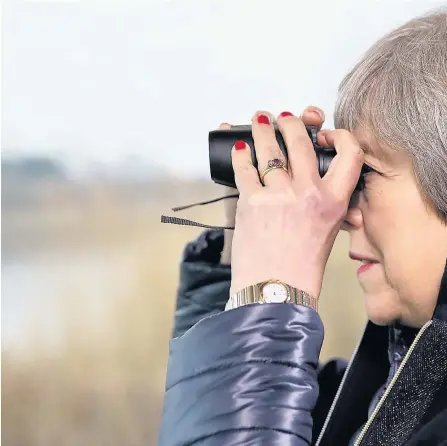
[2,159,366,446]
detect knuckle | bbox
[237,164,253,175]
[331,196,349,219]
[302,186,347,220]
[325,192,349,221]
[264,143,282,156]
[303,186,323,211]
[355,146,365,158]
[332,129,351,144]
[346,144,364,161]
[289,133,314,151]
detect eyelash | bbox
[362,163,382,176]
[358,164,383,196]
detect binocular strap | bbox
[160,193,238,230]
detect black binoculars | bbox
[208,125,370,190]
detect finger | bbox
[300,106,325,130]
[218,122,232,130]
[231,139,263,196]
[322,130,365,201]
[218,123,241,196]
[317,129,332,148]
[251,111,289,187]
[276,111,318,183]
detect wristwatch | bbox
[225,279,318,312]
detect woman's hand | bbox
[230,110,364,299]
[219,107,327,265]
[220,184,238,264]
[213,123,239,265]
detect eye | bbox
[351,163,387,207]
[361,163,384,183]
[356,164,373,190]
[363,170,375,184]
[355,164,382,202]
[361,163,378,175]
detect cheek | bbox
[362,195,398,263]
[361,184,443,324]
[361,189,417,294]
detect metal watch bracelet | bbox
[225,280,318,312]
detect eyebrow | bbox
[359,140,389,162]
[359,141,374,156]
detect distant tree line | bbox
[2,156,66,182]
[2,156,67,210]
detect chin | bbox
[364,291,401,326]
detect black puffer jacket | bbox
[159,229,447,445]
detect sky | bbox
[2,0,446,179]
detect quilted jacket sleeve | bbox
[171,229,231,338]
[158,230,326,445]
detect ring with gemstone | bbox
[259,158,288,185]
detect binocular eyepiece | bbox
[209,125,369,190]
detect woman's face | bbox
[343,128,447,327]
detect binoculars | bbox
[209,125,370,190]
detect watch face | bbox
[261,282,289,303]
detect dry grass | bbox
[2,180,366,446]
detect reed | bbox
[2,181,366,445]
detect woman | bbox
[159,10,447,446]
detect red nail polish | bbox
[235,140,246,150]
[257,114,270,125]
[280,111,293,118]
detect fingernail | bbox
[280,111,293,118]
[235,140,246,150]
[305,107,324,120]
[257,114,270,125]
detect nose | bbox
[341,206,363,232]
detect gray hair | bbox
[334,9,447,219]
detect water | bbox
[2,248,140,354]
